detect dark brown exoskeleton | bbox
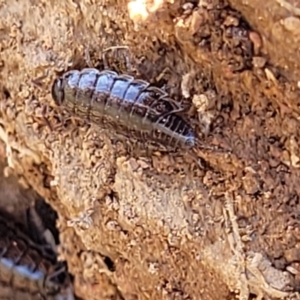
[0,210,76,300]
[51,49,225,167]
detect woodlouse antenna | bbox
[31,70,50,89]
[195,139,232,154]
[102,45,132,72]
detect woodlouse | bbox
[51,67,203,153]
[0,211,75,300]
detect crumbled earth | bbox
[1,0,300,299]
[228,0,300,82]
[0,140,39,224]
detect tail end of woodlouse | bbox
[51,78,65,106]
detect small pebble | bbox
[252,56,267,68]
[249,31,262,55]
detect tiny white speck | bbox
[50,180,58,186]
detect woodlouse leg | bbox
[42,104,54,132]
[155,67,171,83]
[84,47,91,67]
[52,112,70,132]
[154,67,175,92]
[31,70,49,89]
[45,262,68,285]
[84,46,95,68]
[188,150,210,171]
[102,46,132,72]
[26,205,57,254]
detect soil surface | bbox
[1,0,300,299]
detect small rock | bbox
[281,16,300,35]
[252,56,267,68]
[190,9,205,35]
[242,172,260,195]
[284,248,300,263]
[182,2,194,15]
[223,15,239,27]
[249,31,263,55]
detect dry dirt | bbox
[1,0,300,299]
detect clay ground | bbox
[1,0,300,299]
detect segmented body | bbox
[51,68,196,151]
[0,213,74,300]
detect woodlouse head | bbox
[51,77,65,106]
